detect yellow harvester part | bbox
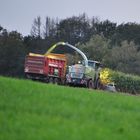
[45,53,67,61]
[29,53,44,57]
[100,68,113,85]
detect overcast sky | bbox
[0,0,140,36]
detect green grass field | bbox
[0,76,140,140]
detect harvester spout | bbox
[45,42,88,65]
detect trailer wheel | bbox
[54,78,59,84]
[87,80,94,89]
[49,77,53,83]
[44,78,49,83]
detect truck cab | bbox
[66,60,102,88]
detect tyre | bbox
[87,79,94,89]
[49,77,53,83]
[95,78,102,89]
[54,78,59,84]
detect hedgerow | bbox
[111,71,140,94]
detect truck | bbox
[24,53,67,84]
[44,42,103,89]
[66,60,116,91]
[24,42,116,91]
[66,60,102,89]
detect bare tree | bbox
[43,16,51,38]
[43,16,59,39]
[31,16,42,38]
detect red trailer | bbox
[24,53,67,84]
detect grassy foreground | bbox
[0,76,140,140]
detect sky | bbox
[0,0,140,36]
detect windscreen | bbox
[88,61,95,69]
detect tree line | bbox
[0,13,140,77]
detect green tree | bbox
[77,35,110,62]
[56,13,91,45]
[91,19,117,39]
[0,30,25,77]
[112,23,140,45]
[104,41,140,75]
